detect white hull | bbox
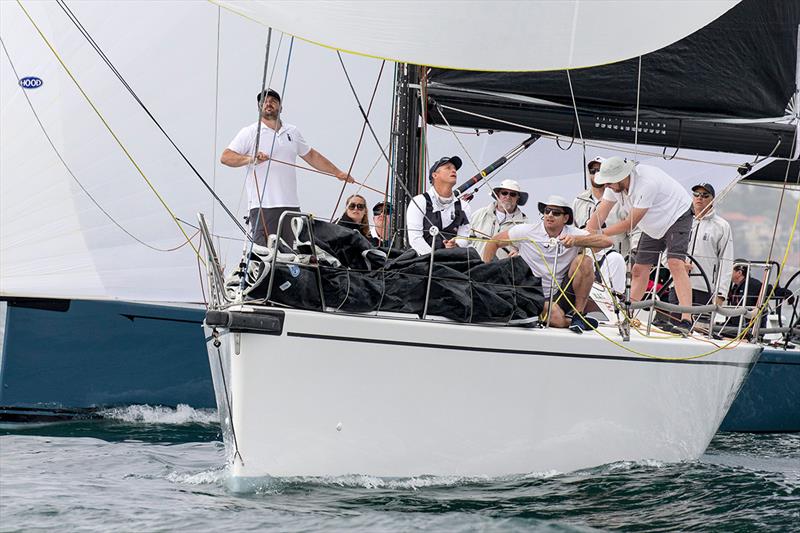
[206,307,761,480]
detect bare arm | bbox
[601,207,647,237]
[586,199,615,232]
[559,233,613,252]
[220,148,268,168]
[481,230,512,262]
[300,148,354,183]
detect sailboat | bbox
[197,1,799,482]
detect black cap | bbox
[692,183,715,197]
[372,201,392,216]
[428,156,462,181]
[256,88,282,103]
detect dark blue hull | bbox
[0,297,214,422]
[719,347,800,432]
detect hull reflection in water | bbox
[205,306,762,482]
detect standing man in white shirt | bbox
[482,195,612,332]
[588,157,694,333]
[221,88,354,246]
[406,156,472,255]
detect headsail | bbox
[217,0,738,71]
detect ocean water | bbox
[1,406,798,532]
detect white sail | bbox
[218,0,739,71]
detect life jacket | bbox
[422,192,468,251]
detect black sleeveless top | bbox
[422,192,469,251]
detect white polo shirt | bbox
[227,121,311,210]
[602,164,691,239]
[508,222,588,295]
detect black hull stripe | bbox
[287,332,754,368]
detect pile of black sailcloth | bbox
[245,220,544,323]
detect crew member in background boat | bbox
[668,183,733,309]
[482,195,612,332]
[728,264,764,308]
[334,194,372,240]
[406,156,472,255]
[588,156,694,334]
[220,88,354,246]
[370,201,394,247]
[572,157,630,294]
[469,179,528,261]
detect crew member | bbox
[406,156,472,255]
[588,157,694,334]
[483,195,612,332]
[221,88,354,246]
[469,179,528,260]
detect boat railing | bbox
[197,213,229,309]
[263,211,327,312]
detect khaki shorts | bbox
[632,208,692,265]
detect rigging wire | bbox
[19,0,203,260]
[0,36,197,253]
[329,57,386,221]
[335,54,436,229]
[54,0,248,238]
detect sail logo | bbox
[19,76,43,89]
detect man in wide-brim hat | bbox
[482,195,612,332]
[587,156,694,333]
[469,178,529,260]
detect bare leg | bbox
[630,263,651,301]
[569,253,595,313]
[667,258,693,321]
[543,301,570,328]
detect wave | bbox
[98,404,219,425]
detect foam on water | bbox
[98,404,219,425]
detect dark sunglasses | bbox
[588,167,600,175]
[693,192,712,199]
[543,207,566,216]
[497,190,519,198]
[348,203,366,210]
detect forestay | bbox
[217,0,738,71]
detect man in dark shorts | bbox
[588,157,694,332]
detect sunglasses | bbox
[347,203,366,210]
[543,207,566,216]
[588,167,600,175]
[693,192,712,199]
[497,190,519,198]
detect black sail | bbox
[425,0,800,159]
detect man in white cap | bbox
[469,179,529,260]
[588,157,694,332]
[406,156,472,255]
[482,195,612,332]
[221,88,354,246]
[573,156,633,294]
[573,156,639,256]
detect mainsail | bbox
[217,0,738,72]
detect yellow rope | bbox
[17,0,203,263]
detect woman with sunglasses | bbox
[335,194,371,239]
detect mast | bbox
[389,63,420,247]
